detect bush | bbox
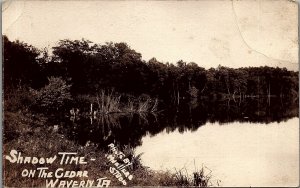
[4,86,34,112]
[31,77,72,111]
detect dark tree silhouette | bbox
[3,36,299,106]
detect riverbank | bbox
[3,110,212,187]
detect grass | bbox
[122,146,145,171]
[175,168,190,186]
[173,164,217,187]
[93,90,158,114]
[192,165,213,187]
[3,112,111,187]
[96,90,121,114]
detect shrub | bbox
[31,77,72,111]
[4,86,34,112]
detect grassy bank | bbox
[3,110,214,187]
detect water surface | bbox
[55,98,299,186]
[135,118,299,187]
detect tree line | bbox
[3,35,299,106]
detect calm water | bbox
[135,118,299,187]
[54,97,299,187]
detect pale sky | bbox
[2,0,298,70]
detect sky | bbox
[2,0,298,70]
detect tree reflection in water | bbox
[55,97,298,149]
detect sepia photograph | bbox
[2,0,299,187]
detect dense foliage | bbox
[3,36,299,106]
[30,77,72,111]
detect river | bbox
[135,117,299,187]
[56,97,299,186]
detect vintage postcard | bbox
[2,0,299,187]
